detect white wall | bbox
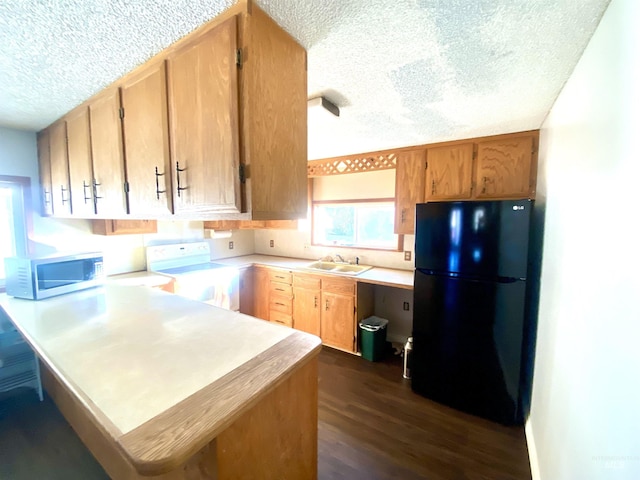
[0,127,254,274]
[529,1,640,478]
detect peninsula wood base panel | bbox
[40,358,318,480]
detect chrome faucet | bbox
[335,254,347,263]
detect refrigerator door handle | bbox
[416,268,523,284]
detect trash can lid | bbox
[359,316,389,331]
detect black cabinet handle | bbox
[83,180,92,204]
[92,179,103,204]
[155,167,166,200]
[431,179,435,195]
[60,185,69,204]
[43,189,51,205]
[176,162,187,197]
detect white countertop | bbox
[0,285,299,434]
[210,254,415,289]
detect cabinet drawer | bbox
[270,295,293,314]
[293,274,321,290]
[270,310,293,327]
[268,269,292,285]
[322,277,355,295]
[269,282,293,296]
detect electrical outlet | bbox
[228,241,234,250]
[269,239,274,248]
[403,302,410,311]
[404,251,412,261]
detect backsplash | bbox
[30,216,255,275]
[253,226,414,271]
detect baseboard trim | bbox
[525,419,541,480]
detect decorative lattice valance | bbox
[308,152,397,176]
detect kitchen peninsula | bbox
[0,285,321,479]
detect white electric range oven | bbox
[146,242,239,311]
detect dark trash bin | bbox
[359,316,389,361]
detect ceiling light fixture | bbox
[307,96,340,118]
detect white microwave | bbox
[4,252,104,300]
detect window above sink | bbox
[312,200,401,251]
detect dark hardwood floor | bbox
[317,347,530,480]
[0,347,531,479]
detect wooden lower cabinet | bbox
[320,277,356,353]
[268,268,293,327]
[250,268,367,354]
[252,266,270,321]
[292,274,321,337]
[238,267,254,316]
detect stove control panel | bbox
[146,242,211,272]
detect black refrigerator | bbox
[412,200,532,425]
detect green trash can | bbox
[359,316,389,361]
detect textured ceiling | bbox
[0,0,610,159]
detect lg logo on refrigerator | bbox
[512,205,525,211]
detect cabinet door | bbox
[91,219,157,235]
[293,274,321,336]
[252,266,270,321]
[89,89,127,217]
[36,130,53,216]
[238,267,255,316]
[49,121,72,216]
[321,292,355,352]
[425,143,474,200]
[394,149,426,234]
[121,62,173,216]
[475,136,534,199]
[293,287,321,336]
[166,16,241,215]
[66,108,95,217]
[241,7,308,220]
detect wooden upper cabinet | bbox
[66,108,95,217]
[425,143,474,200]
[37,4,308,221]
[36,130,53,216]
[49,121,71,216]
[121,62,173,216]
[89,88,127,217]
[91,219,157,235]
[394,149,426,235]
[241,7,308,220]
[475,136,534,199]
[166,16,241,216]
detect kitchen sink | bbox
[304,261,372,276]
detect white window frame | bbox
[0,176,32,287]
[311,198,402,251]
